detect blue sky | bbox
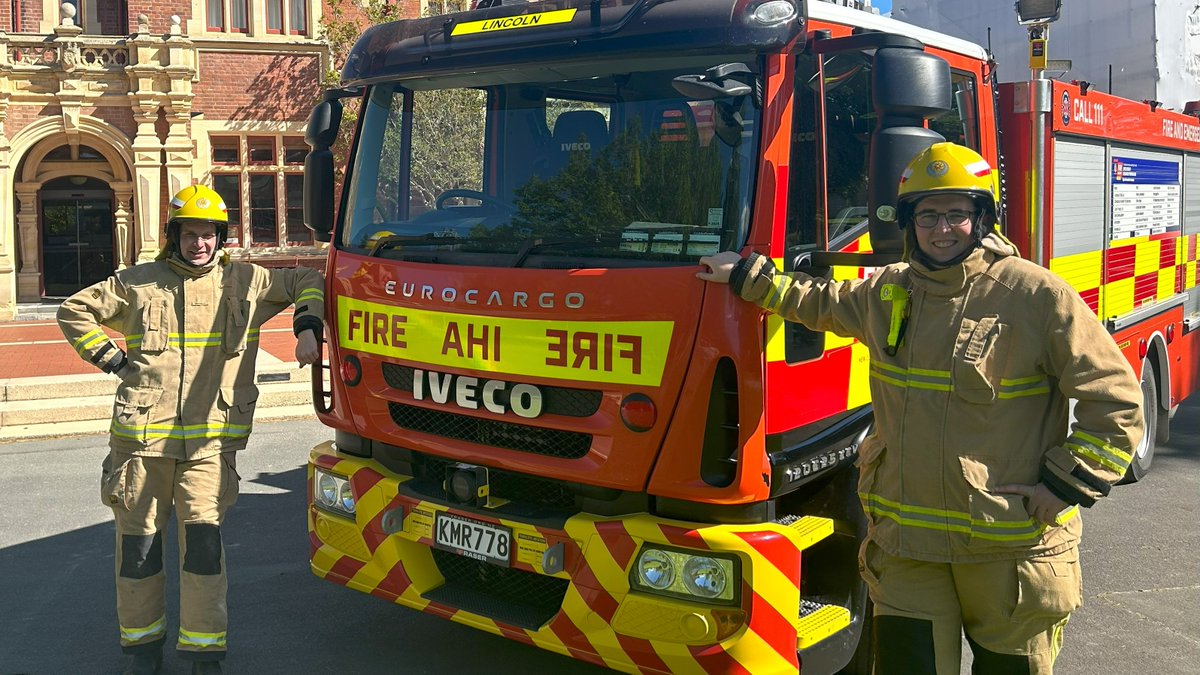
[875,0,892,13]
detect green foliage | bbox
[506,122,725,241]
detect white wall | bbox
[891,0,1200,111]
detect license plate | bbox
[434,512,512,567]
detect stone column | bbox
[130,102,164,262]
[111,181,134,268]
[0,68,15,318]
[15,183,41,301]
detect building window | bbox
[249,174,278,247]
[285,174,310,245]
[212,174,242,247]
[206,0,249,32]
[248,137,275,164]
[212,137,240,165]
[209,134,310,248]
[266,0,307,34]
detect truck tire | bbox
[1121,358,1158,483]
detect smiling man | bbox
[57,185,325,675]
[697,143,1142,674]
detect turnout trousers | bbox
[860,540,1082,675]
[101,450,240,661]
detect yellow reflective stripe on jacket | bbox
[1067,430,1133,473]
[178,627,227,648]
[860,492,1069,542]
[870,361,953,391]
[761,274,790,313]
[110,420,252,441]
[296,288,324,304]
[120,615,166,642]
[126,329,261,349]
[870,362,1051,398]
[72,328,109,355]
[998,375,1052,399]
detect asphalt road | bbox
[1,398,1197,674]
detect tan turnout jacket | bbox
[732,233,1143,562]
[58,255,324,460]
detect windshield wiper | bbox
[511,236,623,267]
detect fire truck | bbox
[300,0,1200,672]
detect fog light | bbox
[341,355,362,386]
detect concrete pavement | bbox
[0,301,319,442]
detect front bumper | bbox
[308,441,848,674]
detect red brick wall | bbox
[194,52,322,122]
[128,1,193,34]
[8,0,43,32]
[91,106,138,141]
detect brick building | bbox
[0,0,421,320]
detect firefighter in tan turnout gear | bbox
[698,143,1144,674]
[57,185,324,675]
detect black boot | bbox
[191,661,223,675]
[122,650,163,675]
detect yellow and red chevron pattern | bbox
[1049,233,1198,318]
[308,443,846,674]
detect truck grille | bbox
[381,363,602,417]
[427,549,569,630]
[387,402,592,459]
[413,455,576,511]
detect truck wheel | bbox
[1121,358,1158,484]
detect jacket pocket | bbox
[218,453,242,512]
[100,453,140,510]
[223,296,251,354]
[219,384,259,430]
[138,297,170,353]
[856,433,886,515]
[952,315,1010,405]
[959,455,1043,548]
[112,386,165,442]
[1011,547,1082,623]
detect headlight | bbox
[631,547,738,604]
[637,549,675,589]
[683,556,728,599]
[313,469,355,517]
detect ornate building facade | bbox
[0,0,424,319]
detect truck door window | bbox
[783,51,873,363]
[931,72,979,150]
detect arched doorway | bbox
[39,176,114,297]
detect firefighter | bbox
[697,142,1143,674]
[57,185,324,675]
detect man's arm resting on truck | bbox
[698,250,873,342]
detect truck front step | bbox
[796,599,852,649]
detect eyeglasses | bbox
[913,209,976,229]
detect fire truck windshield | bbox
[341,57,760,268]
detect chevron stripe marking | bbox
[362,493,406,555]
[371,558,413,599]
[615,634,672,674]
[595,520,637,569]
[687,643,749,674]
[498,624,537,647]
[733,529,799,580]
[747,584,799,665]
[327,552,367,582]
[659,524,709,549]
[548,605,608,668]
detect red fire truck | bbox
[300,1,1200,672]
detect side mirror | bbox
[304,97,346,243]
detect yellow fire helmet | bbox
[168,184,229,224]
[896,142,1000,230]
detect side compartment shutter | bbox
[1184,154,1200,317]
[1050,137,1106,314]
